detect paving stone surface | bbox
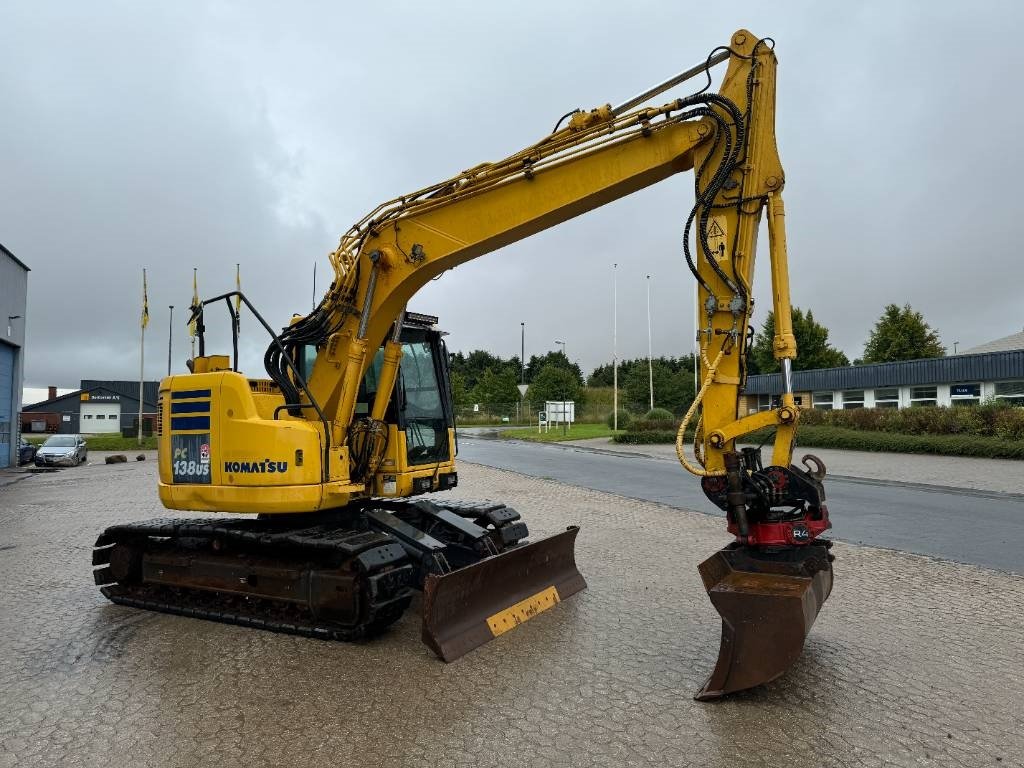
[0,458,1021,767]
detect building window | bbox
[874,387,899,408]
[84,414,93,419]
[842,390,865,409]
[812,392,834,410]
[109,414,118,420]
[757,394,771,412]
[995,380,1024,406]
[950,383,981,407]
[910,386,938,407]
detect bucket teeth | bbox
[695,544,832,701]
[422,526,586,662]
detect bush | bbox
[614,423,1024,459]
[629,418,678,432]
[613,430,680,444]
[606,409,633,429]
[643,407,675,421]
[797,402,1024,439]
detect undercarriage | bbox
[94,500,586,659]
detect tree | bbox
[449,350,519,391]
[623,360,695,415]
[449,370,468,410]
[525,351,583,386]
[526,364,585,410]
[589,355,696,387]
[469,368,520,414]
[862,304,945,363]
[750,308,850,373]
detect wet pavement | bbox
[458,435,1024,573]
[1,458,1022,767]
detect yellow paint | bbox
[487,587,561,637]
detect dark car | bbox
[34,434,88,467]
[18,438,37,466]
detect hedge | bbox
[799,402,1024,441]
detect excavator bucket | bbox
[421,526,586,662]
[695,544,833,701]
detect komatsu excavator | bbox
[94,29,834,700]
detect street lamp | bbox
[646,274,654,412]
[554,340,567,435]
[953,341,960,355]
[613,263,618,431]
[521,322,526,384]
[6,315,21,338]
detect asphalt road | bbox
[457,435,1024,573]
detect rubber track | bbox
[94,516,413,641]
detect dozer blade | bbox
[695,544,832,701]
[422,526,586,662]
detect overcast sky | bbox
[4,1,1023,402]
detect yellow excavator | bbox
[94,29,833,700]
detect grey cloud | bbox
[3,1,1021,391]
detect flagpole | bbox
[139,268,147,446]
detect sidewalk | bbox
[565,437,1024,495]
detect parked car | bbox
[18,438,37,466]
[34,434,88,467]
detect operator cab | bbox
[298,311,456,467]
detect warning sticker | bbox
[707,216,727,261]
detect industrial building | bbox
[1,243,29,468]
[741,346,1024,414]
[22,380,159,435]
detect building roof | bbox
[961,330,1024,355]
[22,380,159,411]
[744,349,1024,395]
[0,241,30,272]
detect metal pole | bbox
[613,264,618,431]
[521,322,525,384]
[312,262,317,310]
[647,274,654,412]
[138,272,146,446]
[167,305,174,376]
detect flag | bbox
[189,268,199,338]
[235,263,241,333]
[141,269,149,329]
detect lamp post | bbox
[6,315,21,338]
[521,322,526,384]
[554,340,567,435]
[613,264,618,431]
[953,341,960,355]
[646,274,654,412]
[167,305,174,376]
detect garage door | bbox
[81,402,121,434]
[0,343,12,468]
